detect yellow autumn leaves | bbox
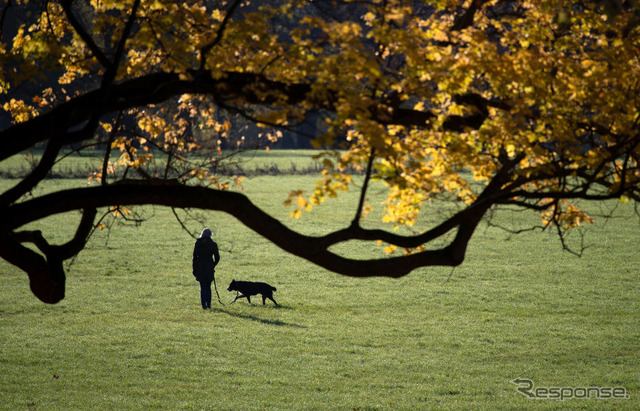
[3,0,639,256]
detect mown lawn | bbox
[1,174,639,409]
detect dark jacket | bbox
[192,237,220,282]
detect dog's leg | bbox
[262,295,266,305]
[268,296,278,306]
[246,295,251,304]
[230,293,246,304]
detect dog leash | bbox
[212,273,225,305]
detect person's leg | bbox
[203,280,212,309]
[199,280,212,309]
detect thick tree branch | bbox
[0,139,61,207]
[0,207,97,304]
[2,183,476,284]
[54,208,98,259]
[0,234,64,304]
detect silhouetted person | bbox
[192,228,220,309]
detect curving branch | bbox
[2,182,482,291]
[60,0,112,68]
[0,234,59,303]
[1,208,97,304]
[0,139,61,207]
[0,0,12,42]
[1,135,533,304]
[108,0,141,83]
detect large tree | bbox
[1,0,639,304]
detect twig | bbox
[199,0,243,71]
[351,147,375,228]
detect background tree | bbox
[1,0,639,303]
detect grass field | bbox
[0,149,322,179]
[1,167,639,409]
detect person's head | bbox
[200,228,212,238]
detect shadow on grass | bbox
[211,306,305,328]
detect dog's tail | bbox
[271,286,277,291]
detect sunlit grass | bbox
[1,173,639,409]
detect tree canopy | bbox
[2,0,639,303]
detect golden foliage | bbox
[5,0,640,249]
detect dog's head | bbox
[227,279,237,292]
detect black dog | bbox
[227,279,278,306]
